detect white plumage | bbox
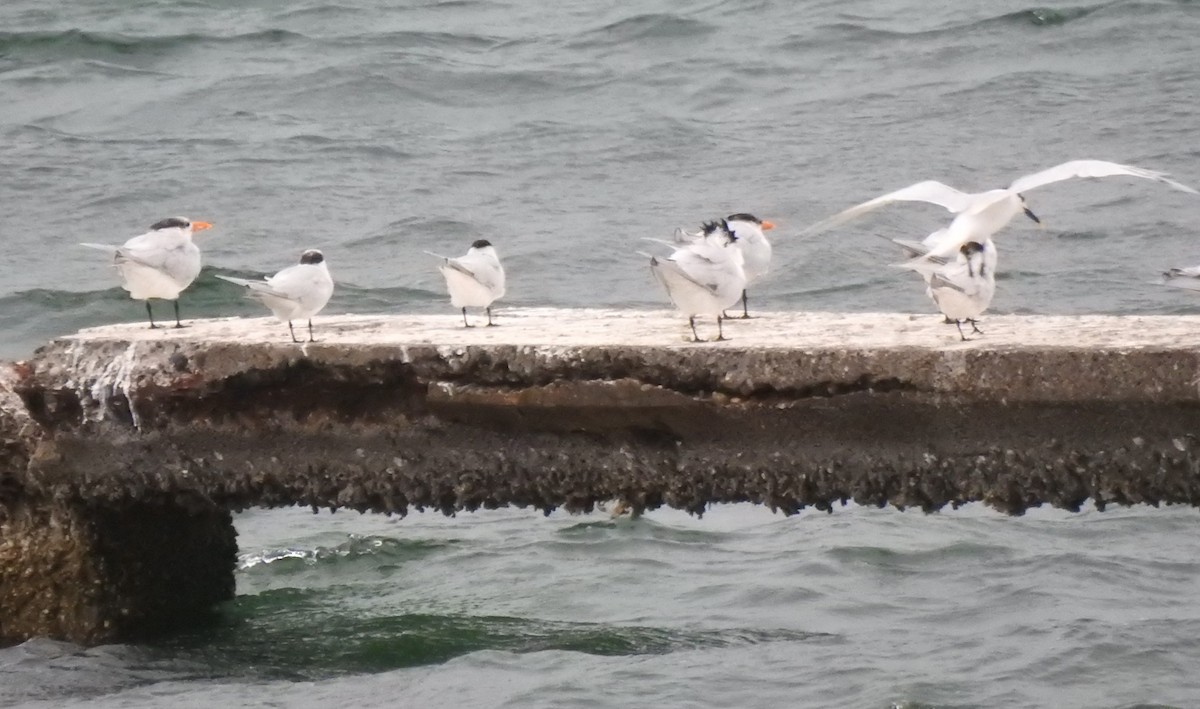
[803,159,1198,259]
[215,249,334,342]
[81,216,212,328]
[650,219,747,341]
[428,239,506,327]
[895,239,997,340]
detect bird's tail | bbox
[79,242,118,253]
[214,274,257,288]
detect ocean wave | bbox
[567,13,716,49]
[163,608,828,678]
[803,2,1114,47]
[0,28,308,59]
[239,535,452,571]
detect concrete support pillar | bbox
[0,496,236,646]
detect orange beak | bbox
[761,220,776,231]
[191,221,213,232]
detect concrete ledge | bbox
[4,307,1200,644]
[13,308,1200,516]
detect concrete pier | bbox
[4,307,1200,644]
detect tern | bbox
[648,219,747,342]
[803,159,1198,258]
[216,249,334,343]
[81,216,213,328]
[895,239,997,341]
[676,213,775,318]
[427,239,506,327]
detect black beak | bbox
[1023,206,1041,224]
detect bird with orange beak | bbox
[674,213,775,318]
[82,216,213,328]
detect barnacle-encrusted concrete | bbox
[4,307,1200,644]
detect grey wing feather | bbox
[652,257,720,295]
[215,274,292,300]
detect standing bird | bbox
[676,213,775,318]
[895,239,997,341]
[215,249,334,343]
[81,216,213,328]
[801,159,1198,260]
[648,219,747,342]
[427,239,506,327]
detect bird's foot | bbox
[714,334,730,341]
[486,322,498,327]
[969,320,984,335]
[173,323,187,329]
[736,314,755,320]
[148,324,160,330]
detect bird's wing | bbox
[926,271,968,294]
[81,242,163,270]
[892,251,953,276]
[651,256,720,295]
[1162,266,1200,292]
[215,274,292,300]
[672,227,704,244]
[1007,159,1200,195]
[801,181,976,235]
[450,252,504,292]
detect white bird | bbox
[427,239,506,327]
[81,216,213,328]
[676,213,776,318]
[883,227,959,322]
[215,249,334,343]
[803,159,1198,259]
[1161,265,1200,296]
[895,239,997,341]
[649,219,747,342]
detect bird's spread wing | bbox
[801,181,976,235]
[1007,159,1200,195]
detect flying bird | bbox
[648,219,747,342]
[216,249,334,343]
[427,239,506,327]
[803,159,1198,259]
[81,216,213,328]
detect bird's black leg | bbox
[486,306,496,327]
[689,316,702,342]
[969,319,984,335]
[943,316,955,325]
[716,315,728,341]
[739,289,752,319]
[145,301,159,329]
[172,300,185,328]
[308,319,318,342]
[288,321,301,343]
[955,320,969,341]
[462,307,473,328]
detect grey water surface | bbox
[2,0,1200,706]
